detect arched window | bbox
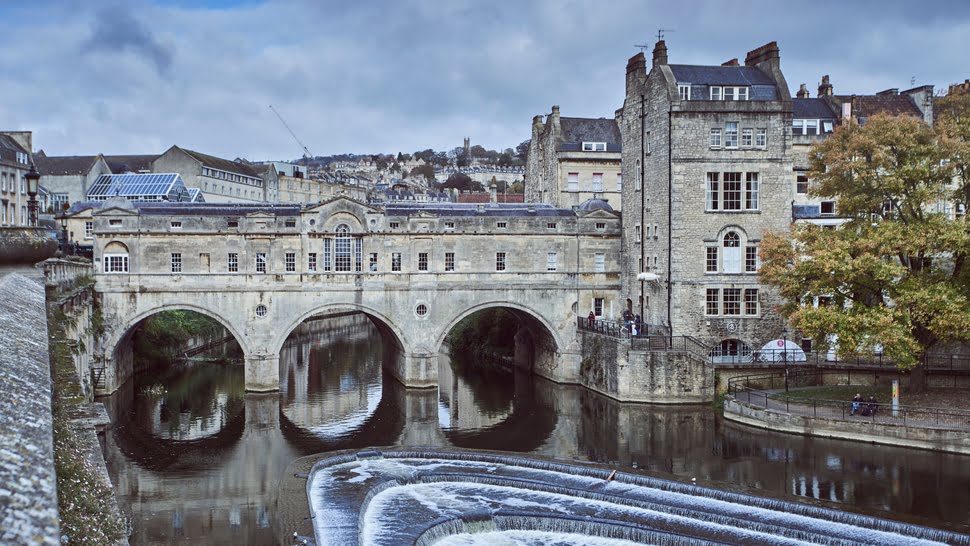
[334,224,351,271]
[722,231,742,273]
[103,241,129,273]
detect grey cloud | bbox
[82,4,173,75]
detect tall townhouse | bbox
[617,41,793,361]
[0,132,33,226]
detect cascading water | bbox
[305,449,970,546]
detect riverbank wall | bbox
[723,397,970,455]
[578,332,713,403]
[0,272,61,545]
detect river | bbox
[100,313,970,544]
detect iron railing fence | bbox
[727,370,970,428]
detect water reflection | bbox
[102,313,970,545]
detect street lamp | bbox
[60,212,69,255]
[782,326,790,392]
[25,163,40,227]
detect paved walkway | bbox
[734,388,970,431]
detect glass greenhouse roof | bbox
[87,173,190,202]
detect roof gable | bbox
[558,117,621,146]
[669,64,775,86]
[180,147,261,178]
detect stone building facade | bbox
[525,107,623,211]
[153,145,268,203]
[618,41,794,361]
[0,131,33,226]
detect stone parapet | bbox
[0,273,60,545]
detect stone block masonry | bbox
[0,273,60,545]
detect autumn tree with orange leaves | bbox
[760,91,970,390]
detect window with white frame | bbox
[616,173,622,192]
[445,252,455,271]
[582,142,607,151]
[706,246,718,273]
[724,122,739,148]
[228,253,238,272]
[308,252,317,271]
[745,173,759,210]
[635,161,641,190]
[369,252,378,272]
[496,252,506,271]
[723,232,742,273]
[820,201,836,215]
[792,119,820,136]
[103,254,129,273]
[392,252,401,271]
[745,246,759,272]
[592,173,603,192]
[723,288,742,315]
[710,128,722,148]
[323,239,332,271]
[706,173,720,210]
[255,252,266,273]
[594,253,605,272]
[706,289,719,315]
[741,128,753,147]
[756,128,767,147]
[547,252,557,271]
[84,221,93,239]
[710,86,723,100]
[796,173,809,194]
[635,224,641,242]
[418,252,428,271]
[744,288,759,315]
[444,221,455,231]
[334,224,351,272]
[678,84,691,100]
[594,298,604,317]
[285,252,296,272]
[567,172,579,192]
[171,253,182,273]
[723,172,742,210]
[645,132,651,155]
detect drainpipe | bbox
[667,105,674,336]
[640,94,646,324]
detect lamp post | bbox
[782,327,790,392]
[25,163,40,227]
[60,213,69,255]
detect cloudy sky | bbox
[2,0,967,161]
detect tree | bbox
[470,144,488,158]
[441,173,482,192]
[497,151,513,167]
[509,181,525,194]
[516,140,530,163]
[760,113,970,390]
[410,163,436,182]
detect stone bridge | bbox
[92,197,623,393]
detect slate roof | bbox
[793,98,838,119]
[180,147,262,178]
[833,95,922,119]
[33,151,98,176]
[457,193,525,204]
[558,117,621,148]
[134,202,301,216]
[384,202,573,217]
[104,154,158,174]
[670,65,775,86]
[0,134,29,156]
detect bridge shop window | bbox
[369,253,378,272]
[171,253,182,273]
[323,239,332,271]
[593,297,604,317]
[444,252,455,272]
[308,252,317,272]
[391,252,402,272]
[547,252,557,271]
[496,252,506,271]
[255,252,267,274]
[418,252,428,271]
[228,253,238,273]
[285,252,296,272]
[103,252,129,273]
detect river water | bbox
[100,314,970,544]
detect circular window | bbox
[369,218,377,227]
[309,218,316,226]
[255,304,268,318]
[415,304,428,317]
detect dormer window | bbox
[793,119,820,136]
[678,84,691,100]
[710,86,749,101]
[582,142,607,152]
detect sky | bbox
[1,0,968,161]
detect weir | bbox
[301,449,970,546]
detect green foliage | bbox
[761,111,970,369]
[132,310,227,367]
[447,309,518,360]
[441,173,483,192]
[410,163,436,182]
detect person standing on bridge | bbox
[588,310,596,324]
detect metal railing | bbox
[713,350,970,371]
[727,369,970,428]
[578,318,708,360]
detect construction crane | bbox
[268,104,313,163]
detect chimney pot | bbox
[817,75,833,97]
[652,40,668,67]
[721,58,739,67]
[797,83,810,99]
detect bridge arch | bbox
[272,304,411,357]
[435,301,566,354]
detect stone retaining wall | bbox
[724,397,970,455]
[0,273,61,545]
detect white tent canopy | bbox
[759,339,807,362]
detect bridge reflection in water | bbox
[101,313,970,544]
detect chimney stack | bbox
[626,52,646,76]
[652,40,668,68]
[721,58,739,67]
[744,41,780,67]
[818,75,833,97]
[796,83,810,99]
